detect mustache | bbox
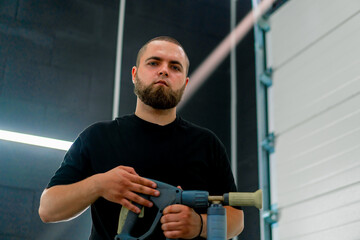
[154,79,169,86]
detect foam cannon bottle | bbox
[206,190,263,240]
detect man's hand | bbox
[39,165,159,223]
[160,204,202,239]
[96,166,160,214]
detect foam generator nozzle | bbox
[228,189,262,209]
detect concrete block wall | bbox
[0,0,118,239]
[0,0,118,140]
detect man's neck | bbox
[135,99,177,126]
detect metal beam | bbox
[112,0,126,119]
[252,0,273,240]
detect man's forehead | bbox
[142,40,186,60]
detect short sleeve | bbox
[47,135,91,188]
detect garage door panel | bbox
[279,182,360,223]
[272,12,360,134]
[273,26,360,100]
[279,201,360,240]
[278,165,360,207]
[287,220,360,240]
[267,1,360,239]
[276,94,360,156]
[267,0,360,68]
[276,96,360,167]
[277,128,360,176]
[278,145,360,193]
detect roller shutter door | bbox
[265,0,360,239]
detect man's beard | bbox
[134,75,186,110]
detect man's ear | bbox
[132,66,137,83]
[185,77,189,87]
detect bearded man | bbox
[39,36,244,240]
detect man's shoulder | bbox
[83,114,134,133]
[79,118,120,140]
[114,114,136,125]
[177,117,219,140]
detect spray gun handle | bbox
[115,200,146,240]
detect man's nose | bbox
[158,65,169,77]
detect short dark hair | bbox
[136,36,190,75]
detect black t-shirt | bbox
[48,114,238,240]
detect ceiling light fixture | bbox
[0,129,72,151]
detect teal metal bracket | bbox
[263,204,279,225]
[261,132,275,153]
[257,17,270,32]
[260,68,273,87]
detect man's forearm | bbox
[225,206,244,239]
[39,174,101,223]
[39,166,160,223]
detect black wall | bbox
[0,1,259,239]
[0,1,118,239]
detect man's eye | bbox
[148,62,158,66]
[172,65,181,71]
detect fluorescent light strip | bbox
[178,0,276,110]
[0,130,72,151]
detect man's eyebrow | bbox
[145,56,184,69]
[145,56,161,62]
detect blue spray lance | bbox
[115,179,262,240]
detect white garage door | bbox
[265,0,360,239]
